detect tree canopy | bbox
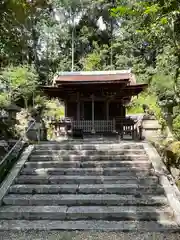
[0,0,180,138]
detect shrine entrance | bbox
[84,102,92,120]
[95,102,104,120]
[83,101,106,120]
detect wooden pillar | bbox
[123,105,126,117]
[64,100,67,117]
[77,92,80,120]
[81,101,84,119]
[113,118,116,133]
[91,94,95,134]
[106,100,109,121]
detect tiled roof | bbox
[53,70,133,84]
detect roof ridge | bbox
[57,70,131,76]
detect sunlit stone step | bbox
[9,184,165,195]
[3,194,168,206]
[25,161,81,168]
[0,206,173,221]
[32,149,147,156]
[29,154,149,162]
[35,143,144,151]
[16,175,159,185]
[0,206,67,220]
[65,206,173,221]
[20,167,153,176]
[0,220,178,231]
[25,160,151,169]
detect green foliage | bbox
[111,6,134,16]
[44,99,64,119]
[34,97,65,139]
[127,92,159,115]
[160,17,168,25]
[33,95,65,120]
[0,93,10,109]
[81,43,112,71]
[173,115,180,140]
[0,0,179,140]
[82,50,102,71]
[151,140,180,178]
[0,65,38,108]
[0,0,49,69]
[127,92,166,130]
[33,94,48,109]
[144,5,160,15]
[112,0,180,137]
[164,141,180,171]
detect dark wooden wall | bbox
[66,102,77,119]
[109,102,125,120]
[66,101,125,120]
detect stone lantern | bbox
[26,106,47,141]
[5,103,21,123]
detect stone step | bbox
[35,143,144,151]
[25,161,81,168]
[20,167,153,176]
[9,184,165,195]
[33,149,147,155]
[3,194,168,206]
[0,206,173,221]
[66,206,173,221]
[0,220,178,231]
[25,161,151,169]
[81,161,151,168]
[16,175,159,185]
[29,154,148,162]
[0,206,67,220]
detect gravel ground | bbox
[0,231,180,240]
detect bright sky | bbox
[54,8,106,31]
[97,16,106,31]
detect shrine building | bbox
[43,70,147,135]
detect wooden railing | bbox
[115,117,142,139]
[72,120,115,133]
[51,117,142,140]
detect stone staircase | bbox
[0,140,179,231]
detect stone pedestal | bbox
[26,120,47,141]
[142,119,162,140]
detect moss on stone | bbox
[165,141,180,170]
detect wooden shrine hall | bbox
[43,70,147,137]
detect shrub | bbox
[151,139,180,175]
[173,115,180,140]
[44,99,64,120]
[0,93,10,109]
[165,141,180,170]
